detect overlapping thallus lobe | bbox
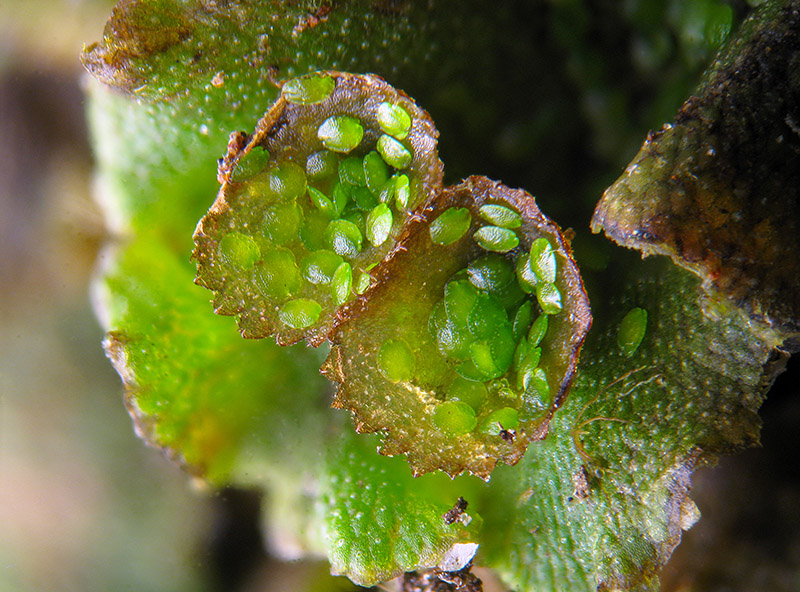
[193,71,591,479]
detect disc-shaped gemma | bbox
[365,203,393,246]
[430,207,472,246]
[378,339,416,382]
[318,115,364,153]
[282,74,335,105]
[478,204,522,229]
[474,226,520,253]
[377,134,412,169]
[278,298,322,329]
[432,401,477,436]
[376,102,412,139]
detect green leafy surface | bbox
[316,433,481,586]
[94,231,482,580]
[84,0,796,589]
[481,257,780,591]
[94,232,332,482]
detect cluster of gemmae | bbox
[198,72,588,472]
[212,74,422,332]
[375,201,566,438]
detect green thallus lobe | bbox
[197,67,591,477]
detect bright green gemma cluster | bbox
[195,73,433,342]
[424,203,564,436]
[325,176,591,477]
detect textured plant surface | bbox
[83,1,798,590]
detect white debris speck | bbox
[437,542,478,572]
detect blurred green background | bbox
[1,1,798,591]
[0,2,214,591]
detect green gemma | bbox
[618,307,648,356]
[232,146,270,182]
[263,201,304,245]
[430,207,472,245]
[300,250,343,285]
[432,400,477,436]
[380,174,410,210]
[339,155,367,186]
[217,232,260,269]
[478,204,522,229]
[480,407,519,435]
[466,254,516,294]
[318,114,364,153]
[448,376,488,410]
[377,339,416,383]
[331,262,353,306]
[363,151,390,196]
[282,74,335,105]
[354,269,372,294]
[536,282,563,315]
[529,237,557,283]
[515,253,538,293]
[474,225,520,252]
[516,347,543,391]
[307,186,337,218]
[306,150,338,180]
[512,300,533,341]
[255,248,301,299]
[324,219,363,258]
[522,367,549,407]
[377,134,412,169]
[278,298,322,329]
[527,314,549,346]
[365,203,393,246]
[259,161,307,202]
[376,102,412,139]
